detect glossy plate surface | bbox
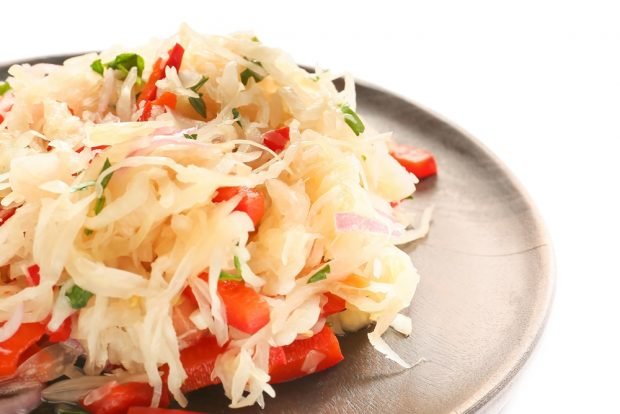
[1,56,554,414]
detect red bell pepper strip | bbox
[320,293,346,317]
[0,322,46,377]
[262,127,290,153]
[179,335,224,393]
[389,143,437,179]
[0,206,17,226]
[139,101,154,122]
[47,316,72,343]
[212,186,265,228]
[25,264,40,287]
[268,325,343,384]
[128,409,204,414]
[138,44,185,104]
[80,382,170,414]
[217,280,270,335]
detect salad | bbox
[0,26,437,414]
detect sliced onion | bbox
[0,303,24,342]
[0,384,43,414]
[42,376,113,403]
[0,380,40,397]
[334,212,404,237]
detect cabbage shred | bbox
[0,25,429,408]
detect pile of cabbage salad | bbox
[0,26,437,414]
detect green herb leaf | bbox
[94,196,106,215]
[105,53,145,78]
[361,154,367,161]
[189,76,209,93]
[184,133,197,140]
[251,36,260,42]
[90,59,104,76]
[240,68,263,86]
[99,158,113,190]
[311,75,320,82]
[233,256,242,273]
[65,285,94,309]
[307,264,331,284]
[231,108,242,126]
[189,96,206,118]
[84,228,94,236]
[0,81,12,96]
[219,270,243,281]
[340,104,365,136]
[70,180,96,193]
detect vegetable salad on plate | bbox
[0,25,437,413]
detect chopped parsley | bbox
[340,104,365,136]
[240,59,264,86]
[219,256,243,281]
[251,36,260,42]
[307,264,331,284]
[65,285,94,309]
[232,108,242,126]
[93,158,113,215]
[184,133,197,140]
[361,154,367,161]
[0,82,12,96]
[90,59,104,76]
[188,76,209,118]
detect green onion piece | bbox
[0,82,11,96]
[340,104,365,136]
[70,180,96,193]
[240,68,263,86]
[189,96,206,118]
[233,256,242,273]
[307,264,331,284]
[184,133,197,140]
[93,196,106,215]
[99,158,113,189]
[90,59,104,76]
[219,270,242,282]
[105,53,145,78]
[189,76,209,93]
[65,285,94,309]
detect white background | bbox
[2,1,619,412]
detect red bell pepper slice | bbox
[0,322,46,377]
[179,335,224,393]
[212,186,265,228]
[269,325,343,384]
[128,409,204,414]
[262,127,290,153]
[24,264,40,287]
[389,143,437,179]
[81,382,170,414]
[0,206,17,226]
[47,315,73,343]
[217,280,270,335]
[321,293,346,317]
[138,44,185,104]
[152,92,177,109]
[139,101,154,122]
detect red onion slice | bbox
[0,384,43,414]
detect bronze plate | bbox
[1,56,554,414]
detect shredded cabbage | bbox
[0,25,431,408]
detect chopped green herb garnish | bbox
[71,180,96,193]
[233,256,242,273]
[90,59,104,76]
[94,196,106,215]
[219,270,242,282]
[0,82,12,96]
[84,228,94,236]
[189,96,206,118]
[65,285,94,309]
[361,154,367,161]
[311,75,320,82]
[99,158,113,189]
[405,195,414,200]
[340,104,365,136]
[105,53,145,78]
[232,108,240,119]
[184,133,197,140]
[307,264,331,284]
[251,36,260,42]
[189,76,209,93]
[240,68,263,86]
